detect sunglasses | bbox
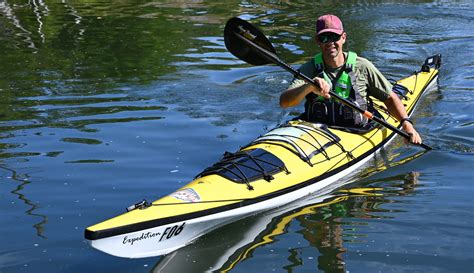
[317,33,341,43]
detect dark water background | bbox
[0,1,473,272]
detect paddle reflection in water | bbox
[152,171,420,273]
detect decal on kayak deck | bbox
[171,188,200,202]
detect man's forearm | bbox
[280,84,312,108]
[383,91,408,121]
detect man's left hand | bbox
[402,122,422,144]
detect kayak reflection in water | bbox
[279,14,422,145]
[151,172,421,273]
[298,171,421,273]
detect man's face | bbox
[317,32,346,59]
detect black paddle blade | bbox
[224,17,277,65]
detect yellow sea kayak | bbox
[84,54,441,258]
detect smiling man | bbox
[279,14,422,144]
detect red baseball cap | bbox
[316,14,344,35]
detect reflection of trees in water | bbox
[1,165,47,238]
[0,0,375,132]
[0,0,38,49]
[0,0,227,132]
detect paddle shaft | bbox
[233,32,432,151]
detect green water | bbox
[0,1,473,272]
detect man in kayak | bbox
[279,14,422,144]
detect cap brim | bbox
[317,28,343,35]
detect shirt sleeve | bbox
[358,57,392,101]
[287,59,316,90]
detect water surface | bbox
[0,1,473,273]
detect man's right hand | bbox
[312,77,331,99]
[280,77,331,108]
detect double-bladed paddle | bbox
[224,17,432,151]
